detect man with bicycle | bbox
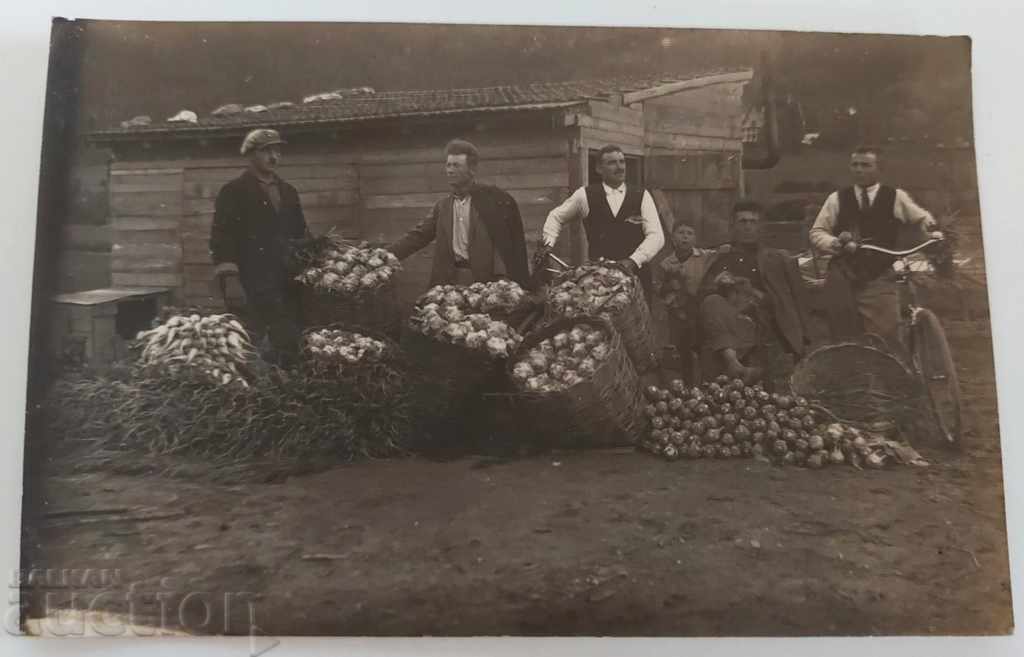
[810,146,939,351]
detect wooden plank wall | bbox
[108,167,185,293]
[355,132,570,305]
[639,83,748,248]
[109,155,360,308]
[645,151,742,247]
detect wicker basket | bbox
[545,265,658,374]
[301,281,402,339]
[498,315,646,448]
[790,341,922,429]
[399,324,508,402]
[298,322,405,373]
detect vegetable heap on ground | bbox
[135,312,255,387]
[303,329,388,374]
[641,375,925,468]
[547,263,633,317]
[417,280,528,316]
[408,283,524,359]
[510,322,613,392]
[295,238,401,295]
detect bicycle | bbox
[792,235,963,449]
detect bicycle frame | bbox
[857,235,944,347]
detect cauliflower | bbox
[580,357,599,376]
[512,362,534,381]
[590,343,611,361]
[465,331,488,349]
[487,323,509,339]
[443,307,465,323]
[528,351,548,371]
[485,337,508,358]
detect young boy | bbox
[653,220,722,383]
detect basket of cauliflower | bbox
[503,316,646,448]
[402,284,525,404]
[295,237,403,338]
[545,261,658,373]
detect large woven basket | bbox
[545,265,658,373]
[399,324,507,402]
[497,315,646,448]
[790,341,922,429]
[301,281,402,340]
[298,322,406,374]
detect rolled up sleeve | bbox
[629,190,666,267]
[894,189,935,228]
[809,192,843,254]
[542,187,588,247]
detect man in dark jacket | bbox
[698,200,811,388]
[209,128,310,366]
[387,139,530,288]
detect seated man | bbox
[697,200,811,389]
[699,272,763,384]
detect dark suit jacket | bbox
[209,170,310,296]
[699,244,811,356]
[388,183,530,288]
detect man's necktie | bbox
[860,188,871,211]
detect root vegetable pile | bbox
[135,313,255,387]
[548,263,634,317]
[303,329,388,374]
[510,322,612,392]
[641,375,922,468]
[417,280,528,316]
[295,239,401,295]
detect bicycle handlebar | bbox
[856,233,945,257]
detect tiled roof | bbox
[92,69,752,140]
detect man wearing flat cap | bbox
[209,128,311,366]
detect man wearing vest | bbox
[541,144,666,303]
[387,139,530,288]
[810,146,938,350]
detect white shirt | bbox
[452,195,471,261]
[542,182,665,267]
[809,183,936,254]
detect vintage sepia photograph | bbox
[18,19,1011,637]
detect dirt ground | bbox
[19,316,1013,637]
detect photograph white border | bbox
[3,2,1021,656]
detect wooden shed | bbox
[89,69,755,308]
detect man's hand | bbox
[837,232,858,254]
[214,262,239,279]
[214,263,245,308]
[617,258,640,275]
[725,359,761,385]
[717,243,732,255]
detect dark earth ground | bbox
[19,316,1013,636]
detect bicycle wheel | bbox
[910,308,963,447]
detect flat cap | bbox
[240,128,286,155]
